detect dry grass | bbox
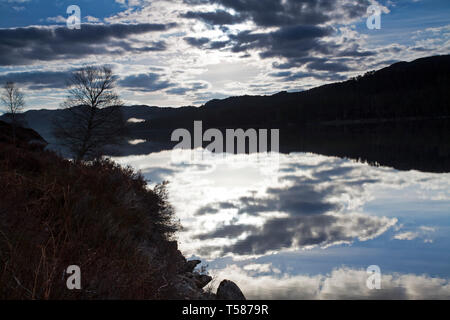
[0,141,181,299]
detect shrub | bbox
[0,141,180,299]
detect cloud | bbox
[270,70,347,82]
[115,0,142,7]
[118,72,174,92]
[195,172,397,256]
[0,23,176,66]
[0,70,69,90]
[183,36,211,47]
[85,16,101,23]
[181,9,247,25]
[45,16,67,23]
[196,224,258,240]
[308,60,351,72]
[166,82,209,95]
[394,231,419,241]
[215,213,396,255]
[228,25,334,58]
[179,0,397,83]
[393,226,436,242]
[210,265,450,299]
[184,0,373,27]
[2,0,445,109]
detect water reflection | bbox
[114,150,450,299]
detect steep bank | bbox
[0,121,244,300]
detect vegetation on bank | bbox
[0,125,184,299]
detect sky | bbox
[0,0,449,110]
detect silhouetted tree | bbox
[1,81,25,141]
[53,66,126,161]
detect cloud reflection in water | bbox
[114,149,450,298]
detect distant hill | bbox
[2,54,450,172]
[0,120,47,147]
[127,54,450,172]
[143,54,450,130]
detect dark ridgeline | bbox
[126,54,450,172]
[2,55,449,172]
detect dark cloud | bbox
[270,70,347,82]
[181,9,247,25]
[194,159,396,256]
[192,24,336,68]
[337,49,376,57]
[118,73,174,92]
[272,61,298,70]
[227,25,333,57]
[183,37,230,50]
[225,210,393,256]
[181,14,339,62]
[165,87,191,95]
[196,205,219,216]
[183,36,210,47]
[195,224,258,240]
[237,183,340,216]
[208,40,230,49]
[0,70,69,90]
[166,82,209,95]
[195,201,238,215]
[269,71,292,78]
[180,1,376,76]
[196,212,394,255]
[0,23,176,66]
[184,0,371,27]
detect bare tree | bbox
[1,82,25,141]
[53,66,126,161]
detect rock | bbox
[183,259,201,273]
[172,275,205,300]
[194,274,212,289]
[216,280,246,300]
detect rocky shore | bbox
[160,241,245,300]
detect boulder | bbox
[183,259,201,273]
[216,280,246,300]
[194,274,212,289]
[172,275,205,300]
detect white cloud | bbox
[394,231,419,241]
[394,226,437,242]
[45,15,66,23]
[211,264,450,299]
[85,16,100,23]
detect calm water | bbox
[114,149,450,299]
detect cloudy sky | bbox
[0,0,449,110]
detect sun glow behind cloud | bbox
[0,0,448,109]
